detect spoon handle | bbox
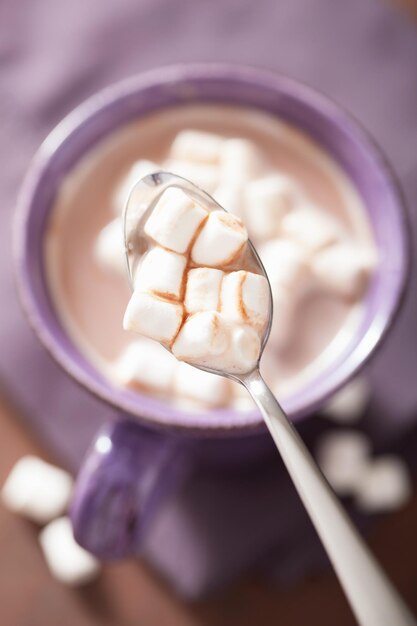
[244,369,416,626]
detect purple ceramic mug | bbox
[14,64,409,559]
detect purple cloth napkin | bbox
[1,0,417,597]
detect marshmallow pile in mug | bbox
[95,130,375,409]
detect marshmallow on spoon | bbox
[191,210,248,267]
[221,270,269,330]
[172,311,230,367]
[281,206,342,252]
[219,138,266,185]
[230,325,261,373]
[134,246,187,300]
[174,361,231,407]
[123,291,183,344]
[1,456,73,525]
[311,243,375,300]
[169,130,224,164]
[114,159,159,214]
[144,188,208,254]
[316,430,370,496]
[244,174,303,241]
[94,218,126,275]
[355,456,412,513]
[114,339,176,393]
[184,267,224,314]
[39,517,100,586]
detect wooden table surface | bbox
[0,390,417,626]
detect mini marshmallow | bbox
[94,218,126,275]
[39,517,100,586]
[221,270,270,330]
[230,325,261,373]
[134,246,187,300]
[1,456,73,525]
[316,430,370,496]
[114,339,176,393]
[355,456,412,513]
[174,361,231,407]
[114,159,159,214]
[163,159,219,193]
[311,243,375,300]
[258,238,308,291]
[172,311,230,367]
[281,206,342,252]
[169,130,224,164]
[184,267,224,313]
[219,138,266,184]
[244,174,303,240]
[191,210,248,267]
[123,291,183,344]
[321,377,371,423]
[213,183,245,220]
[144,188,207,254]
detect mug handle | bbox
[70,417,188,559]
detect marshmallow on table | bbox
[221,270,270,330]
[219,138,266,185]
[123,291,183,345]
[134,246,187,300]
[281,206,342,252]
[321,377,371,424]
[355,456,412,513]
[1,456,73,525]
[169,130,224,164]
[94,218,126,276]
[172,311,229,368]
[163,159,219,193]
[244,174,303,241]
[258,238,308,293]
[174,361,231,407]
[113,159,159,214]
[144,188,207,254]
[113,339,176,393]
[191,210,248,267]
[184,267,224,314]
[316,430,370,496]
[39,517,100,586]
[311,243,375,300]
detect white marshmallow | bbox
[114,339,176,393]
[355,456,412,513]
[191,210,248,267]
[174,362,231,407]
[1,456,73,525]
[123,291,183,344]
[316,431,370,496]
[114,159,159,214]
[221,270,270,330]
[184,267,224,314]
[311,243,375,300]
[213,183,245,220]
[281,206,342,252]
[134,246,187,300]
[144,188,207,254]
[321,377,371,424]
[169,130,224,164]
[220,138,266,184]
[39,517,100,586]
[94,218,126,276]
[163,159,219,193]
[258,238,308,291]
[172,311,230,368]
[230,325,261,373]
[244,174,303,240]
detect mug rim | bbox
[13,63,411,436]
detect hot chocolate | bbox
[44,104,376,411]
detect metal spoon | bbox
[123,172,416,626]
